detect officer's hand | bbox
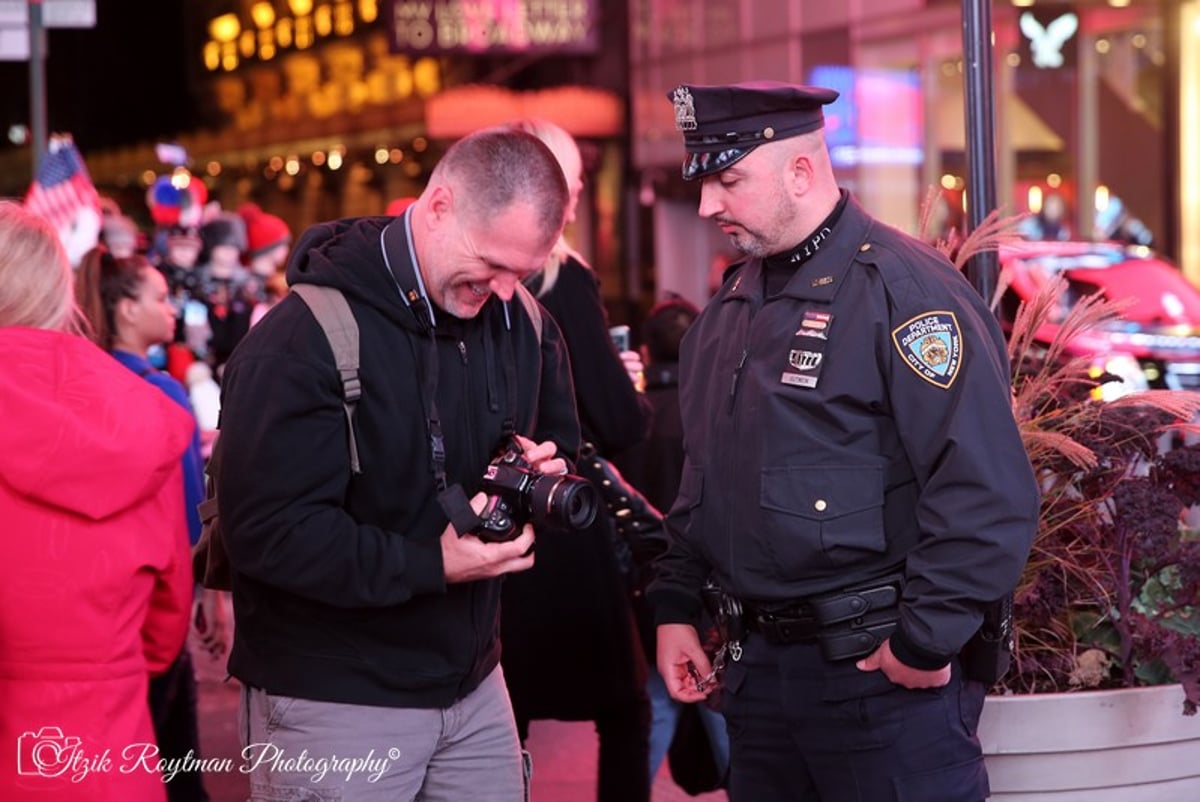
[657,623,713,703]
[856,638,951,689]
[442,492,536,583]
[512,434,568,477]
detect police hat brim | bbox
[681,145,757,181]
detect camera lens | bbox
[532,474,599,531]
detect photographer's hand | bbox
[442,492,537,583]
[512,434,568,477]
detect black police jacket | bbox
[649,195,1039,668]
[216,214,581,708]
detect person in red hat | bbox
[238,204,292,326]
[239,204,291,281]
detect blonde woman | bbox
[0,202,194,802]
[499,120,654,802]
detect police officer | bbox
[649,81,1040,802]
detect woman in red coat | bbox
[0,203,195,801]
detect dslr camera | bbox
[474,437,599,542]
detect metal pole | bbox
[960,0,999,303]
[28,0,47,178]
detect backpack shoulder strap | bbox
[197,434,222,525]
[291,284,363,475]
[512,282,543,346]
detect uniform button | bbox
[850,597,865,611]
[860,243,872,252]
[814,499,827,512]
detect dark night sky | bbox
[0,0,196,155]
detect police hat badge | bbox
[673,86,697,131]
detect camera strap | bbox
[381,213,450,493]
[499,322,518,440]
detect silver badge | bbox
[673,86,697,131]
[788,350,823,371]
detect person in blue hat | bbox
[647,81,1040,801]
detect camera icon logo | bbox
[17,726,81,778]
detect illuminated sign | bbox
[809,65,924,168]
[211,32,441,129]
[203,0,379,71]
[387,0,597,54]
[1020,10,1079,70]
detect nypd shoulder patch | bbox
[891,311,963,389]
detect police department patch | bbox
[891,311,963,389]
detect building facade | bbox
[630,0,1200,306]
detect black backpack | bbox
[192,284,362,590]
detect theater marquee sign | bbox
[387,0,597,54]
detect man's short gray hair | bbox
[431,127,569,249]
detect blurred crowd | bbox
[1,151,299,801]
[117,187,292,455]
[1,121,722,802]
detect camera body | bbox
[474,437,598,542]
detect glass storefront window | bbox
[629,0,1189,303]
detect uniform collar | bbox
[763,191,848,271]
[722,192,876,305]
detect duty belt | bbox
[742,573,903,662]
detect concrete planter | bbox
[979,684,1200,800]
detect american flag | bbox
[24,135,100,233]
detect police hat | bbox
[667,81,839,181]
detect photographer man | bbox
[216,128,582,801]
[649,82,1039,801]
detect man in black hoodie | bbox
[216,128,582,801]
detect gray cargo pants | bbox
[239,666,528,801]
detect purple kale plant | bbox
[923,199,1200,713]
[1001,277,1200,714]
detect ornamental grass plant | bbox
[920,189,1200,713]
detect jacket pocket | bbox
[759,465,886,573]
